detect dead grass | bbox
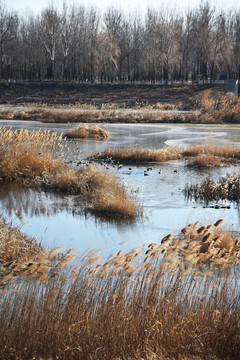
[0,107,193,123]
[66,125,109,139]
[184,173,240,203]
[0,218,240,359]
[188,154,221,167]
[0,216,77,283]
[194,89,240,124]
[0,82,218,110]
[183,144,240,160]
[182,143,240,167]
[89,146,182,163]
[0,217,42,266]
[0,127,138,219]
[89,143,240,167]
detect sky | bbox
[4,0,240,16]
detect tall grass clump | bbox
[0,216,44,279]
[0,127,137,219]
[182,143,240,167]
[1,219,240,359]
[66,125,109,139]
[184,173,240,204]
[90,143,240,167]
[0,128,63,181]
[0,217,70,282]
[89,146,182,163]
[195,89,240,123]
[0,107,192,124]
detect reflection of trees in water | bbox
[0,183,79,219]
[235,203,240,221]
[0,183,135,226]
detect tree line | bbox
[0,0,240,83]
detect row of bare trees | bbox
[0,0,240,83]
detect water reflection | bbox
[0,182,80,218]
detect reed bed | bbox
[0,217,78,283]
[184,173,240,204]
[194,89,240,123]
[0,107,192,124]
[89,143,240,167]
[183,144,240,160]
[0,127,137,219]
[1,218,240,359]
[65,125,109,139]
[89,146,182,163]
[182,144,240,167]
[0,217,43,278]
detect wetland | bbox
[1,83,240,360]
[1,121,240,256]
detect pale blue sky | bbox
[5,0,240,15]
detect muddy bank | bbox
[0,82,225,110]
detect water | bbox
[1,121,240,258]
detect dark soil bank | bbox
[0,82,225,109]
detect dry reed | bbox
[194,89,240,123]
[89,143,240,167]
[0,217,68,282]
[0,127,137,219]
[184,173,240,203]
[65,125,109,139]
[0,107,191,124]
[89,146,182,163]
[1,218,240,359]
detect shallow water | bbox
[1,121,240,258]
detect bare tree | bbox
[232,10,240,78]
[0,1,239,82]
[38,6,60,80]
[129,14,144,81]
[0,0,18,80]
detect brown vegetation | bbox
[66,125,109,139]
[90,146,182,163]
[194,89,240,124]
[0,83,230,125]
[0,106,194,123]
[1,218,240,359]
[0,217,72,282]
[184,173,240,204]
[89,143,240,167]
[0,127,137,219]
[182,143,240,167]
[0,217,43,272]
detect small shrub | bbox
[66,125,109,139]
